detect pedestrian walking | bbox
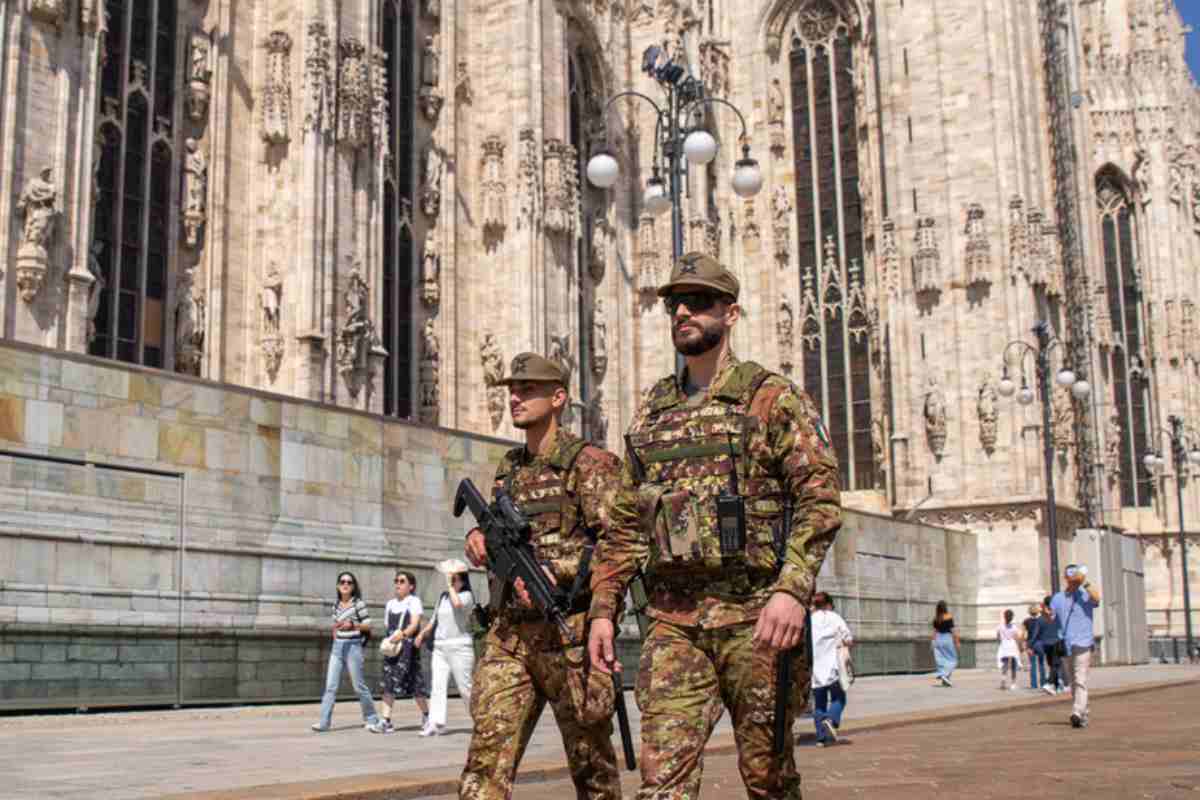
[459,352,624,800]
[1036,596,1064,694]
[997,609,1022,691]
[931,600,960,687]
[1049,564,1101,728]
[369,571,429,733]
[810,592,853,747]
[414,560,476,737]
[587,252,842,800]
[312,571,381,732]
[1023,604,1044,690]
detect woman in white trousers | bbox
[415,564,476,736]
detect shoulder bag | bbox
[1053,596,1076,659]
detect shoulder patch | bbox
[813,417,832,448]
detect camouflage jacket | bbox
[490,428,622,623]
[588,353,842,629]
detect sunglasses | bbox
[663,291,726,316]
[338,578,355,585]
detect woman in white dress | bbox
[415,562,476,736]
[996,608,1023,691]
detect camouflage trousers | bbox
[458,618,622,800]
[634,618,810,800]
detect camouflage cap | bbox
[497,352,569,389]
[657,251,741,300]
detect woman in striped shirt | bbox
[312,571,381,732]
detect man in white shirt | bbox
[809,592,853,746]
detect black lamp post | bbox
[584,45,764,374]
[1143,415,1199,661]
[997,321,1092,591]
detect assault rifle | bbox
[453,478,576,644]
[772,503,814,757]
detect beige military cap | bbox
[656,252,741,300]
[498,352,569,389]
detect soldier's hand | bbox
[754,592,806,651]
[588,618,622,675]
[512,567,556,608]
[465,528,488,567]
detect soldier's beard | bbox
[673,321,723,356]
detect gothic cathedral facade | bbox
[0,0,1197,637]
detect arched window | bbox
[381,0,417,418]
[789,18,873,490]
[1097,169,1151,507]
[90,0,178,367]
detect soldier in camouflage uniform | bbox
[587,253,842,799]
[459,353,623,800]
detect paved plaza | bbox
[0,663,1193,799]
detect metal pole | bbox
[1169,416,1195,660]
[1037,324,1061,592]
[667,85,686,379]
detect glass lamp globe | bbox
[1056,368,1076,388]
[683,130,718,164]
[1143,453,1159,471]
[1017,387,1035,406]
[586,151,620,188]
[1071,379,1090,400]
[1189,448,1200,465]
[997,378,1016,398]
[644,177,671,216]
[732,157,764,198]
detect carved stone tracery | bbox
[481,135,507,243]
[337,38,370,151]
[977,374,998,454]
[303,22,335,138]
[963,203,991,286]
[913,216,941,294]
[481,333,506,429]
[262,32,293,146]
[542,138,579,238]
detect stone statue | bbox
[337,267,373,371]
[924,377,947,457]
[1105,411,1123,480]
[17,166,57,257]
[85,241,106,344]
[422,35,439,88]
[261,263,282,335]
[771,184,792,221]
[549,332,575,389]
[777,297,795,372]
[175,269,205,375]
[1052,385,1073,453]
[422,142,443,218]
[591,299,609,378]
[586,389,608,443]
[481,333,504,386]
[977,374,998,453]
[422,317,439,363]
[768,78,785,125]
[183,139,207,248]
[422,229,441,308]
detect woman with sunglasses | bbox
[312,571,381,732]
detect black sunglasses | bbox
[338,578,355,585]
[663,291,726,316]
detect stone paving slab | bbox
[0,663,1193,800]
[451,681,1200,800]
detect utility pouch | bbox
[662,490,702,560]
[716,490,747,555]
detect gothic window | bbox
[381,0,417,418]
[90,0,178,368]
[789,22,874,490]
[1097,169,1150,507]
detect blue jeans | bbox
[317,638,379,729]
[813,683,846,741]
[1028,648,1045,688]
[932,633,957,680]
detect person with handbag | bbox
[1049,564,1101,728]
[809,592,854,746]
[369,571,429,734]
[312,571,381,732]
[1035,597,1064,694]
[414,561,477,737]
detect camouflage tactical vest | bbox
[494,437,592,570]
[628,361,785,578]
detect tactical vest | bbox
[495,437,592,573]
[627,362,786,577]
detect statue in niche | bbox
[592,299,609,378]
[422,35,439,88]
[85,241,106,344]
[1052,385,1074,453]
[977,374,998,453]
[175,269,205,375]
[481,333,506,428]
[261,263,282,335]
[337,266,375,374]
[422,317,440,363]
[422,229,441,308]
[768,78,785,125]
[1105,411,1123,481]
[182,139,207,248]
[549,332,575,390]
[924,377,947,458]
[14,166,57,303]
[422,142,443,218]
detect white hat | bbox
[436,558,470,576]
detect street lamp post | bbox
[584,44,763,373]
[1144,416,1199,661]
[997,320,1092,591]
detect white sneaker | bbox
[419,722,445,737]
[1010,684,1018,692]
[1042,684,1056,696]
